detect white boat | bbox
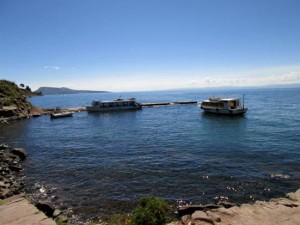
[50,111,73,118]
[199,96,247,115]
[86,98,142,112]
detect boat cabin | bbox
[201,97,242,109]
[200,97,247,115]
[86,97,141,112]
[91,98,138,108]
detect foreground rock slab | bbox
[0,194,56,225]
[169,189,300,225]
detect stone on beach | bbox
[0,144,26,199]
[286,189,300,202]
[11,148,27,160]
[36,201,55,217]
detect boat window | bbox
[230,101,237,109]
[202,102,224,107]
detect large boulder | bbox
[11,148,27,160]
[0,143,9,150]
[287,189,300,202]
[0,107,17,117]
[36,201,55,217]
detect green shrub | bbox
[106,213,132,225]
[0,80,21,99]
[56,222,69,225]
[132,196,171,225]
[3,98,13,106]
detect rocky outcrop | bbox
[0,143,26,199]
[169,189,300,225]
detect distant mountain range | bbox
[35,87,109,95]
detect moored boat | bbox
[50,111,73,119]
[50,107,73,118]
[86,98,142,112]
[199,96,247,115]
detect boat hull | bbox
[201,107,248,115]
[50,112,73,118]
[86,105,142,112]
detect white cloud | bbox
[188,71,300,88]
[44,66,60,70]
[34,66,300,92]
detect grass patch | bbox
[106,213,132,225]
[0,200,4,206]
[56,222,69,225]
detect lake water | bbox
[0,88,299,219]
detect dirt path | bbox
[0,194,56,225]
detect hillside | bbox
[36,87,109,95]
[0,80,42,122]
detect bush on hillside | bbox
[0,80,21,99]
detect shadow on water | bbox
[200,112,248,128]
[87,110,141,117]
[201,112,247,119]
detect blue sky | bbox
[1,0,300,91]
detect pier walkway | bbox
[0,194,56,225]
[141,101,198,107]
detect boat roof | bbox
[92,98,136,103]
[204,97,240,102]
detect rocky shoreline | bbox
[0,143,77,224]
[1,142,300,225]
[168,190,300,225]
[0,106,86,124]
[0,142,104,225]
[0,143,27,199]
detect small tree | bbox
[20,83,25,88]
[25,85,31,92]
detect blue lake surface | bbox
[0,88,300,218]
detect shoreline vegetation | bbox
[1,79,299,224]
